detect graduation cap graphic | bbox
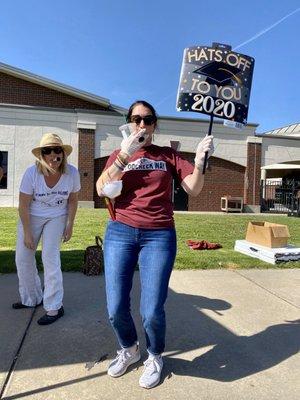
[194,61,242,86]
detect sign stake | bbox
[202,113,214,174]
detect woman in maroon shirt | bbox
[96,100,214,389]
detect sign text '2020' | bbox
[191,94,235,119]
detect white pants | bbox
[15,215,67,311]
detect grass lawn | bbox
[1,207,300,273]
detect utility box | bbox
[221,196,243,212]
[246,221,290,248]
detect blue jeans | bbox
[104,220,177,355]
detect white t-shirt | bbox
[20,164,81,218]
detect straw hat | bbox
[32,133,73,157]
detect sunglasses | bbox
[41,146,63,155]
[128,115,156,126]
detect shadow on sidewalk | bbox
[164,314,300,381]
[163,289,300,382]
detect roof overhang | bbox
[256,134,300,140]
[260,122,300,136]
[261,163,300,170]
[0,61,111,108]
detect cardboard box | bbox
[246,221,290,248]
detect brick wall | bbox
[78,129,95,201]
[244,142,262,205]
[185,153,245,211]
[0,72,106,110]
[93,152,246,211]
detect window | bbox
[0,151,8,189]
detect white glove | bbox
[101,180,123,199]
[120,128,148,156]
[194,135,214,169]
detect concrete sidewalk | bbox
[0,270,299,400]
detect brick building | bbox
[0,61,299,212]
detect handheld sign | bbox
[176,43,255,124]
[176,43,255,172]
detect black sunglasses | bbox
[41,146,63,155]
[128,115,156,126]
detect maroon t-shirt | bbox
[104,145,194,228]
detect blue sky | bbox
[0,0,299,133]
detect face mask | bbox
[101,180,123,199]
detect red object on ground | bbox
[186,240,222,250]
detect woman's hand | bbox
[63,223,73,242]
[182,135,214,197]
[19,192,34,249]
[194,135,214,169]
[120,128,148,156]
[24,231,35,250]
[64,192,78,242]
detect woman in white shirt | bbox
[13,133,81,325]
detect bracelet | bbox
[113,160,124,171]
[116,155,127,169]
[116,154,127,166]
[106,168,112,181]
[117,152,129,165]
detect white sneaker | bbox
[139,354,163,389]
[107,344,141,377]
